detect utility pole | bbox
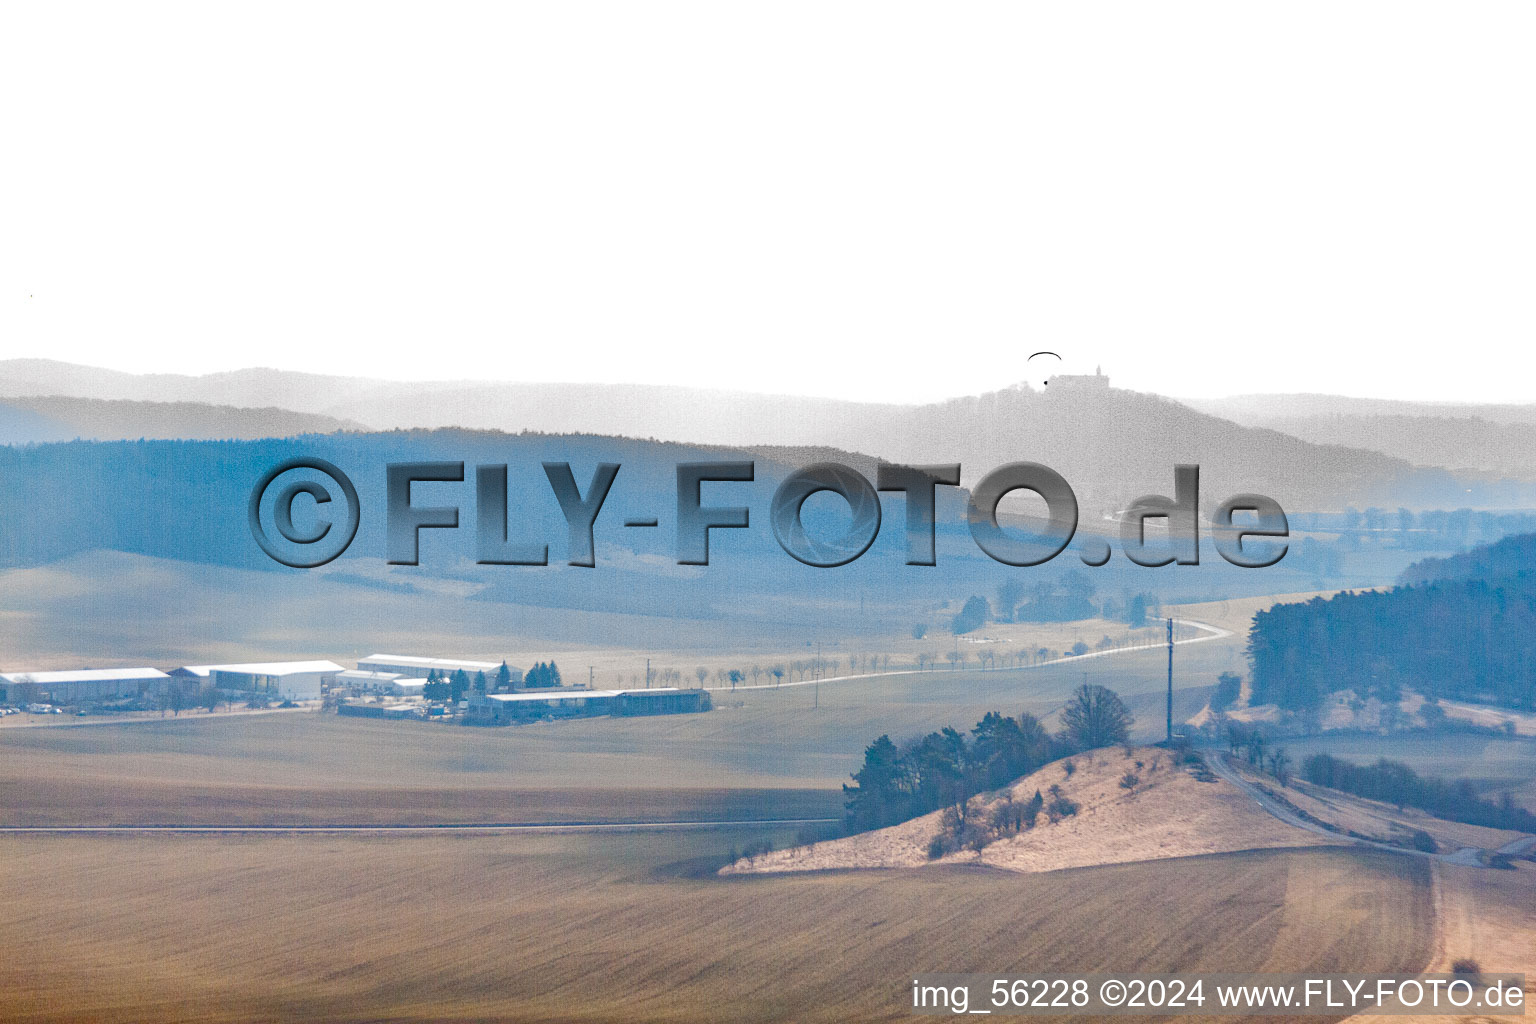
[646,658,651,689]
[815,641,821,710]
[1166,617,1174,743]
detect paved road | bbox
[708,618,1232,692]
[1204,751,1528,868]
[0,817,840,835]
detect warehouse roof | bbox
[204,660,344,676]
[0,667,169,684]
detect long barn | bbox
[463,687,710,725]
[0,667,168,704]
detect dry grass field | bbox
[1343,861,1536,1024]
[0,833,1432,1024]
[726,746,1333,875]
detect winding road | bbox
[706,618,1232,692]
[1204,751,1532,867]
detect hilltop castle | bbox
[1046,365,1109,389]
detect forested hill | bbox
[1398,531,1536,587]
[1249,532,1536,712]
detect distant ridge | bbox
[1,359,1529,510]
[0,395,362,444]
[1186,393,1536,474]
[1186,392,1536,426]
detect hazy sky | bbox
[3,4,1533,404]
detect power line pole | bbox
[1166,617,1174,743]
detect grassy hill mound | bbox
[723,746,1332,876]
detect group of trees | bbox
[1248,580,1536,712]
[419,661,520,701]
[842,684,1132,833]
[930,784,1081,859]
[421,668,471,702]
[590,658,907,691]
[1210,672,1242,713]
[1301,753,1536,833]
[709,655,899,687]
[903,638,1146,675]
[523,661,563,688]
[1250,529,1536,713]
[472,640,1235,702]
[1222,721,1292,786]
[952,596,991,634]
[986,571,1100,626]
[952,578,1162,636]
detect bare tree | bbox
[1267,747,1293,788]
[1060,684,1133,750]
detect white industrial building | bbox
[0,667,169,704]
[356,654,517,685]
[178,660,343,700]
